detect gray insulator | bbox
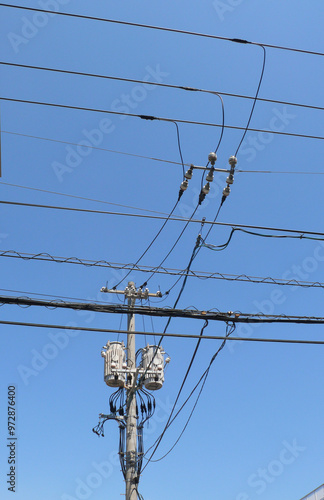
[206,169,214,182]
[226,174,234,185]
[202,182,210,195]
[223,186,231,197]
[185,168,193,180]
[180,179,189,191]
[208,152,217,165]
[228,155,237,166]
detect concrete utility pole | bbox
[101,281,162,500]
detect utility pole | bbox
[100,281,162,500]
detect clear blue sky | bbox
[0,1,323,499]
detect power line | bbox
[2,295,324,325]
[3,199,324,236]
[1,97,323,140]
[3,250,324,289]
[1,61,323,112]
[235,45,266,156]
[0,181,172,217]
[1,4,323,57]
[0,319,323,345]
[2,131,324,175]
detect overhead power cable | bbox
[235,45,266,156]
[1,61,323,112]
[1,97,323,140]
[3,295,324,325]
[142,322,235,468]
[3,250,324,289]
[140,319,210,471]
[2,131,324,175]
[0,319,323,345]
[0,181,172,217]
[1,4,323,56]
[201,226,324,251]
[111,117,187,289]
[3,199,324,237]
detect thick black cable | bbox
[112,199,179,289]
[1,97,323,140]
[201,226,324,251]
[140,320,209,473]
[140,205,199,288]
[235,45,266,157]
[147,322,236,463]
[2,203,324,236]
[1,5,323,56]
[1,61,323,112]
[1,319,324,343]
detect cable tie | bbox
[232,38,250,44]
[139,115,156,121]
[180,86,198,92]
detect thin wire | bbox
[1,319,324,343]
[1,61,323,111]
[1,97,323,140]
[3,131,324,175]
[3,199,324,236]
[0,181,172,217]
[1,5,323,56]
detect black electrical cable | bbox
[146,322,236,464]
[1,319,324,342]
[112,116,186,289]
[235,45,266,156]
[1,4,323,56]
[1,61,323,112]
[201,226,324,251]
[140,319,209,473]
[1,97,323,140]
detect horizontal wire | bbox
[1,61,323,112]
[2,295,324,325]
[0,319,323,344]
[1,250,324,290]
[3,130,323,176]
[2,199,324,237]
[1,97,323,140]
[0,4,323,57]
[0,287,111,304]
[0,181,173,217]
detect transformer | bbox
[101,341,127,388]
[141,345,165,391]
